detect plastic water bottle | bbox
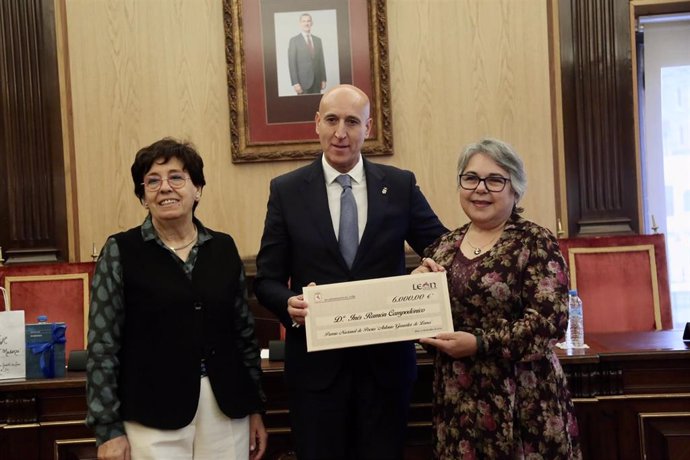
[566,290,584,348]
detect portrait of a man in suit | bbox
[288,13,327,95]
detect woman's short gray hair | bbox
[457,138,527,213]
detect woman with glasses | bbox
[86,138,267,460]
[413,138,581,459]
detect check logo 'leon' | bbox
[391,280,439,303]
[412,281,438,290]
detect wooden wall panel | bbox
[559,0,639,236]
[0,0,66,262]
[387,0,557,232]
[60,0,557,261]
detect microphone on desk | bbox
[268,340,285,361]
[68,350,87,371]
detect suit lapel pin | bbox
[382,187,388,195]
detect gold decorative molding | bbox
[638,411,690,458]
[54,437,97,460]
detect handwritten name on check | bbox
[302,272,453,352]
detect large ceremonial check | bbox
[303,272,453,352]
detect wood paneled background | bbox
[58,0,558,261]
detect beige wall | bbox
[59,0,558,261]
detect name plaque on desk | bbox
[303,272,453,352]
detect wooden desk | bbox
[1,331,689,460]
[555,330,690,460]
[0,374,93,460]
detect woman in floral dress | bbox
[414,138,581,459]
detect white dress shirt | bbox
[322,155,368,243]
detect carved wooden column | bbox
[0,0,66,262]
[559,0,639,236]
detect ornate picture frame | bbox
[223,0,392,163]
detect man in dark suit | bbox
[254,84,447,459]
[288,13,327,95]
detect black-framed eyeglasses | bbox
[458,174,511,192]
[141,173,189,192]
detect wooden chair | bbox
[0,262,95,357]
[558,234,673,333]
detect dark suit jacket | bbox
[288,33,326,89]
[254,156,447,391]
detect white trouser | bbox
[124,376,249,460]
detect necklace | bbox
[464,237,486,255]
[164,226,197,253]
[464,227,503,255]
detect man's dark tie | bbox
[336,174,358,268]
[307,34,314,57]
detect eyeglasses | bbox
[141,173,189,191]
[458,174,511,192]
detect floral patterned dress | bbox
[423,216,582,460]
